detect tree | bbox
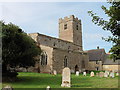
[88,1,120,60]
[1,21,41,76]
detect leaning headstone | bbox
[2,85,13,90]
[46,86,50,90]
[61,67,71,87]
[83,72,86,76]
[96,73,99,76]
[53,70,57,75]
[99,72,104,77]
[90,71,94,77]
[110,72,115,78]
[76,71,79,76]
[116,72,119,76]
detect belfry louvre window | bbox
[64,56,68,67]
[41,52,47,65]
[64,24,67,29]
[76,25,78,30]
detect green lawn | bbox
[2,72,119,89]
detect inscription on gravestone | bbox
[61,67,71,87]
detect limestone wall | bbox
[88,61,103,71]
[52,48,86,73]
[82,53,89,70]
[29,33,82,51]
[39,45,53,73]
[59,15,82,48]
[103,65,120,72]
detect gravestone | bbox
[105,71,109,76]
[104,72,108,77]
[53,70,57,75]
[2,85,13,90]
[46,86,51,90]
[61,67,71,87]
[76,71,79,76]
[110,72,115,78]
[83,72,86,76]
[90,71,94,77]
[99,72,104,77]
[96,73,99,76]
[116,72,119,76]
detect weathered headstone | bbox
[90,71,94,77]
[83,72,86,76]
[105,71,109,76]
[99,72,104,77]
[53,70,57,75]
[96,73,99,76]
[76,71,79,76]
[2,85,13,90]
[110,72,115,78]
[46,86,50,90]
[116,72,119,76]
[104,72,108,77]
[61,67,71,87]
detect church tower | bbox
[59,15,82,49]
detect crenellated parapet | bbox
[59,15,81,24]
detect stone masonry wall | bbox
[103,65,120,72]
[59,15,82,49]
[39,45,53,73]
[88,61,103,71]
[29,33,82,51]
[52,48,86,73]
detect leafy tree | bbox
[1,21,41,75]
[88,1,120,60]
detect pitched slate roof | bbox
[103,54,120,65]
[87,49,106,61]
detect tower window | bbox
[76,25,78,30]
[64,24,67,29]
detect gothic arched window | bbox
[41,52,47,65]
[64,56,68,67]
[76,24,79,30]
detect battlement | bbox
[59,15,81,24]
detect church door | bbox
[75,65,79,73]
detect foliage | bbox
[88,1,120,60]
[1,21,41,73]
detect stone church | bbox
[28,15,89,73]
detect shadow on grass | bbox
[16,75,62,86]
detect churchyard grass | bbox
[2,72,118,89]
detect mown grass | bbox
[2,72,119,89]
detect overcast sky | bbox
[0,2,113,53]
